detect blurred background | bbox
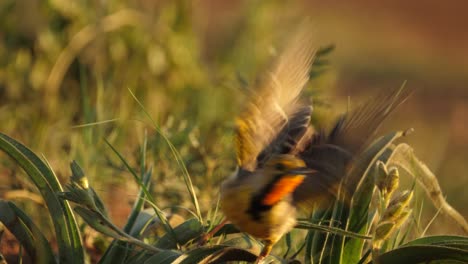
[1,0,467,258]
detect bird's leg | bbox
[255,240,274,264]
[198,218,228,245]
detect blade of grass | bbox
[140,250,181,264]
[103,139,177,243]
[0,133,84,264]
[128,88,202,222]
[0,200,56,263]
[422,203,443,237]
[155,218,203,249]
[378,245,468,263]
[289,234,307,260]
[73,206,161,253]
[306,206,332,264]
[173,245,257,264]
[126,131,151,234]
[403,235,468,249]
[98,168,153,264]
[295,221,371,240]
[342,131,406,264]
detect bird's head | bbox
[263,154,313,178]
[257,155,315,206]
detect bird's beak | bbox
[287,167,316,175]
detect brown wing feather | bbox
[256,106,312,167]
[294,85,413,207]
[235,26,316,171]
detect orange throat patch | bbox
[262,175,306,206]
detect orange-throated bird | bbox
[219,26,411,262]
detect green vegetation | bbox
[1,125,467,263]
[1,1,467,263]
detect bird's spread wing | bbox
[256,106,313,167]
[235,27,316,171]
[327,85,413,155]
[293,85,413,207]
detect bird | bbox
[219,26,412,262]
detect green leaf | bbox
[73,206,161,253]
[127,137,153,236]
[99,166,153,264]
[295,220,371,239]
[0,200,56,263]
[378,245,468,264]
[222,236,263,253]
[155,218,203,249]
[143,250,181,264]
[304,206,334,263]
[347,131,405,231]
[74,206,127,240]
[404,235,468,250]
[0,132,84,263]
[342,131,405,264]
[211,223,240,237]
[173,245,257,264]
[128,208,158,238]
[104,139,175,240]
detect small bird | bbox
[220,26,411,262]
